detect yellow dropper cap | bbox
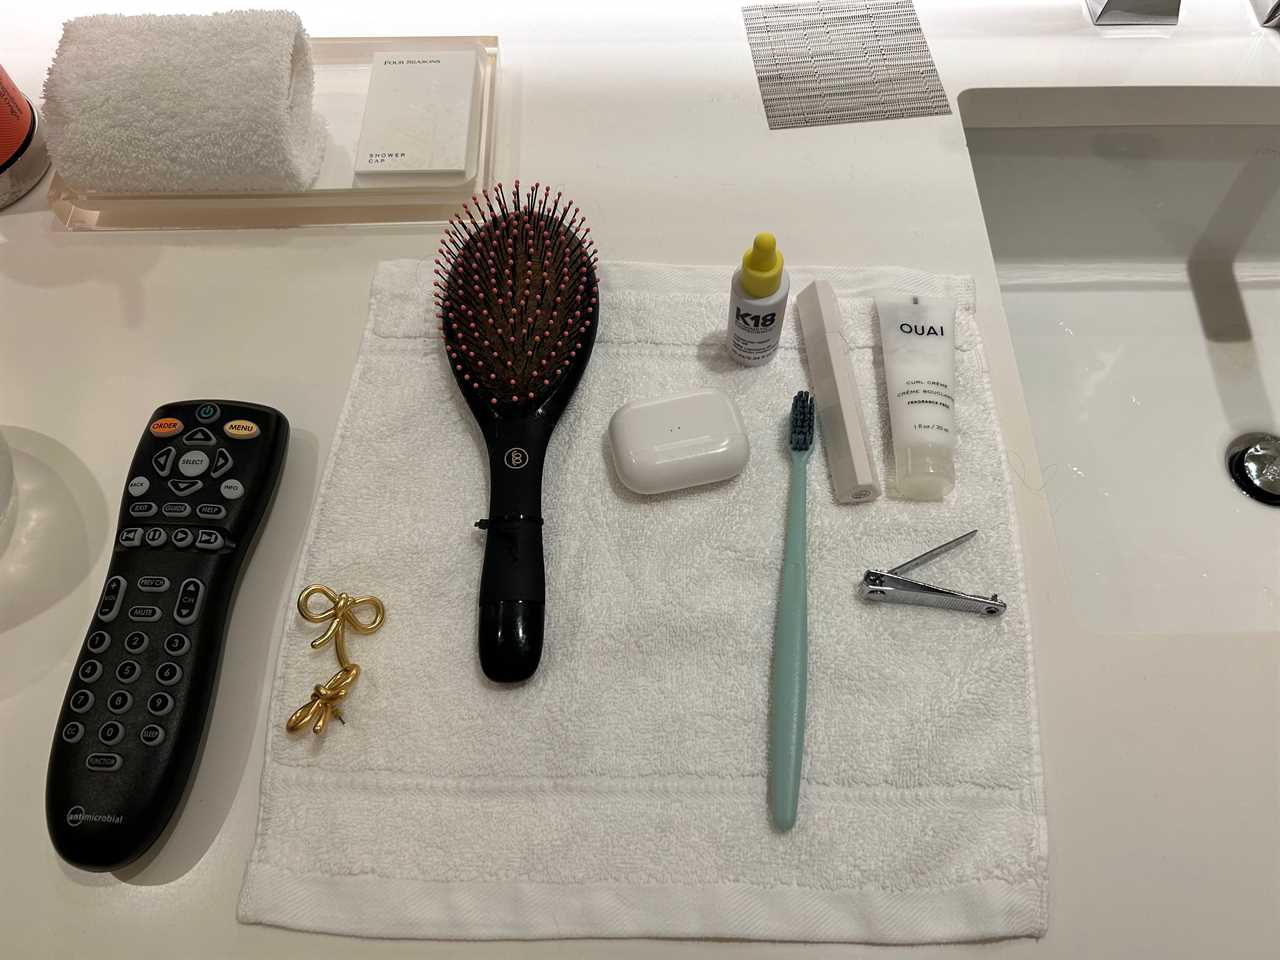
[740,233,784,299]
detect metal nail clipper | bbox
[857,530,1006,616]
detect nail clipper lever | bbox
[857,529,1006,616]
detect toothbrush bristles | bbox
[790,391,815,451]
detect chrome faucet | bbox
[1087,0,1179,24]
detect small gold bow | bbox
[286,584,385,735]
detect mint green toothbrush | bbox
[770,390,814,832]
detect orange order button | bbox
[149,417,183,437]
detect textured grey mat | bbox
[742,0,950,130]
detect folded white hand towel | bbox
[238,260,1048,942]
[42,11,325,193]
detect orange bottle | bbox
[0,64,49,208]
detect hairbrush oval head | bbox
[434,182,600,683]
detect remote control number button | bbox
[129,501,157,518]
[174,579,205,625]
[115,660,141,684]
[182,426,216,446]
[152,446,176,476]
[127,476,150,496]
[156,662,183,687]
[137,576,170,593]
[144,527,168,547]
[68,690,95,714]
[195,403,220,423]
[139,724,166,747]
[85,753,122,771]
[210,448,233,478]
[220,479,244,500]
[107,690,133,714]
[61,721,84,744]
[163,633,191,656]
[171,528,194,549]
[118,528,143,549]
[162,502,191,518]
[128,605,161,622]
[98,576,126,620]
[124,631,149,654]
[147,692,174,716]
[77,660,103,683]
[85,630,111,654]
[149,417,183,438]
[196,503,227,520]
[223,419,259,440]
[98,721,124,746]
[195,529,224,551]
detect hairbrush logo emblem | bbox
[504,448,529,470]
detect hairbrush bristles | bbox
[435,181,600,413]
[790,391,815,452]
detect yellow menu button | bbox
[223,419,260,440]
[149,417,183,437]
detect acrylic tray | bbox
[47,36,499,230]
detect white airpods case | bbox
[608,388,750,495]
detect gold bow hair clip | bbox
[286,584,385,736]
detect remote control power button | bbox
[171,528,194,549]
[85,753,122,772]
[156,662,183,687]
[210,448,233,478]
[68,690,95,714]
[107,690,133,714]
[174,579,205,626]
[129,501,158,518]
[98,721,124,746]
[61,721,84,744]
[98,576,126,621]
[127,476,150,496]
[223,419,260,440]
[195,529,224,551]
[85,630,111,654]
[137,576,170,593]
[152,446,177,476]
[139,724,166,747]
[220,479,245,500]
[195,403,220,423]
[147,692,174,716]
[118,528,143,549]
[178,450,210,477]
[150,417,183,438]
[164,633,191,656]
[116,660,141,683]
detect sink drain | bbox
[1226,433,1280,506]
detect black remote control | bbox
[46,400,288,871]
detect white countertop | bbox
[3,2,1278,957]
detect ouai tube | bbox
[876,293,957,500]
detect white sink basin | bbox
[961,87,1280,634]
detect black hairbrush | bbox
[435,181,600,683]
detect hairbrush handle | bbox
[476,420,553,682]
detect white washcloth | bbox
[238,260,1048,943]
[42,11,325,193]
